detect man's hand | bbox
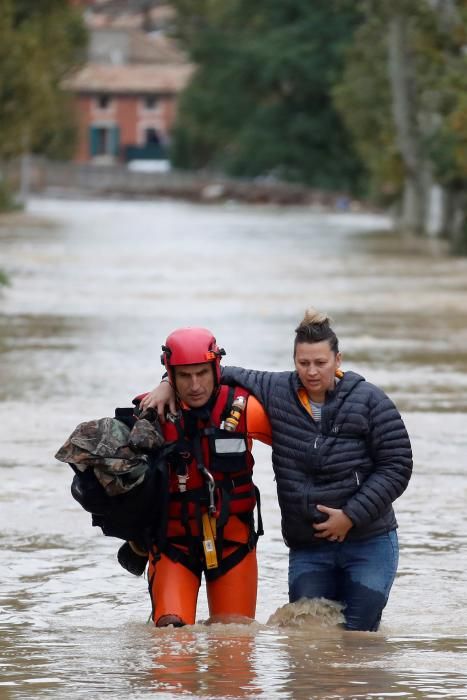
[312,506,353,542]
[139,381,177,423]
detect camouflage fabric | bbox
[129,417,165,452]
[55,416,164,497]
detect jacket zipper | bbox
[293,382,321,449]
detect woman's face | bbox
[294,340,341,402]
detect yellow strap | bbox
[202,513,218,569]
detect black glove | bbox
[117,541,148,576]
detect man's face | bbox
[173,362,215,408]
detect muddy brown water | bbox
[1,197,467,699]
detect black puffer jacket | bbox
[222,367,413,548]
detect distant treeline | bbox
[169,2,364,194]
[2,1,467,251]
[0,0,87,209]
[168,0,467,251]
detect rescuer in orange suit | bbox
[127,327,271,627]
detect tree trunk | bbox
[387,12,429,235]
[441,188,467,253]
[431,0,467,254]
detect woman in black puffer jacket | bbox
[143,309,413,631]
[220,308,412,631]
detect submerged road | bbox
[1,197,467,698]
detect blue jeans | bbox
[288,530,399,631]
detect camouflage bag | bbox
[55,415,164,496]
[55,410,168,542]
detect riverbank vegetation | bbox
[2,1,467,252]
[169,2,365,195]
[0,270,9,287]
[0,0,86,202]
[168,0,467,252]
[334,1,467,252]
[0,180,20,213]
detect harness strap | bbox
[217,485,231,529]
[228,487,255,501]
[219,386,235,424]
[163,390,259,576]
[211,484,262,578]
[204,543,252,582]
[179,493,203,566]
[162,510,262,580]
[254,485,264,538]
[169,473,252,502]
[161,541,203,579]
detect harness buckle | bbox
[177,472,189,492]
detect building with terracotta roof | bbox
[66,1,193,165]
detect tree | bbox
[168,0,366,193]
[423,1,467,251]
[334,0,467,251]
[0,0,87,162]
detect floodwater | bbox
[1,197,467,699]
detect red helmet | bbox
[161,327,225,383]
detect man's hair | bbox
[294,307,339,356]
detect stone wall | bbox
[4,157,349,207]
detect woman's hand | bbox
[139,381,177,422]
[312,506,353,542]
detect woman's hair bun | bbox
[299,307,331,327]
[294,307,339,354]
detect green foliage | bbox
[423,5,467,187]
[0,0,87,160]
[333,11,403,202]
[334,0,467,207]
[169,0,367,193]
[0,179,19,213]
[0,269,10,287]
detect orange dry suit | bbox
[144,385,271,625]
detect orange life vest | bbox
[162,385,256,525]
